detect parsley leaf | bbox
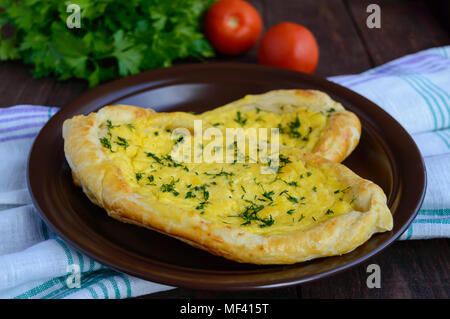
[0,0,217,86]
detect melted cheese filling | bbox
[200,107,330,151]
[98,115,355,236]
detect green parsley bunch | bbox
[0,0,216,86]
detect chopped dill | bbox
[229,199,274,228]
[204,169,234,179]
[186,190,196,199]
[234,111,247,126]
[99,137,113,151]
[280,190,299,203]
[287,115,302,138]
[261,189,275,201]
[160,178,180,196]
[115,136,129,150]
[145,152,162,164]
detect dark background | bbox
[1,0,449,298]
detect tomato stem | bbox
[228,16,239,28]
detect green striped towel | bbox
[0,46,448,298]
[330,46,450,239]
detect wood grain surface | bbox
[1,0,449,298]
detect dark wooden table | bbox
[1,0,449,298]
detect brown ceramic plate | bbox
[28,63,426,290]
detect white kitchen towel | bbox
[329,46,450,240]
[0,46,449,298]
[0,109,173,299]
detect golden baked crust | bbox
[63,104,392,265]
[200,89,361,163]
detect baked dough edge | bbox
[199,89,361,163]
[62,104,391,265]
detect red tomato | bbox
[258,22,319,74]
[205,0,263,55]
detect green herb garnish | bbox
[261,189,275,202]
[283,180,298,187]
[99,137,113,151]
[204,169,234,179]
[287,115,302,138]
[185,190,196,199]
[196,201,209,210]
[115,136,129,150]
[229,199,274,228]
[174,135,184,146]
[146,152,162,164]
[160,178,180,196]
[280,190,299,204]
[0,1,216,87]
[234,111,247,126]
[335,186,352,194]
[279,154,291,166]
